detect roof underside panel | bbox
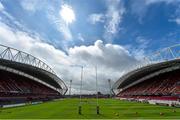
[114,59,180,89]
[0,59,61,89]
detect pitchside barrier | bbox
[119,97,180,107]
[2,101,43,108]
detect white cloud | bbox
[130,0,148,23]
[130,0,180,23]
[20,0,46,12]
[123,36,149,61]
[77,33,85,42]
[135,36,149,48]
[47,4,73,42]
[88,0,125,42]
[20,0,73,43]
[88,13,105,24]
[147,0,180,26]
[169,18,180,25]
[69,40,138,70]
[104,0,125,41]
[0,2,4,12]
[169,5,180,25]
[145,0,180,5]
[0,21,144,94]
[174,18,180,25]
[59,22,73,40]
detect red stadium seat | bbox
[117,71,180,101]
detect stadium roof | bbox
[0,44,67,95]
[113,44,180,94]
[113,59,180,92]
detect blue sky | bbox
[0,0,179,94]
[1,0,180,51]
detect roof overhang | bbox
[113,59,180,94]
[0,59,68,95]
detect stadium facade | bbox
[113,44,180,106]
[0,44,67,105]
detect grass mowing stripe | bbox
[0,98,179,119]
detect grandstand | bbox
[0,44,67,106]
[113,44,180,106]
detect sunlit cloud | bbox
[0,21,144,94]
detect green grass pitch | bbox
[0,98,180,119]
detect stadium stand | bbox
[0,71,59,95]
[0,44,68,106]
[117,70,180,97]
[113,44,180,106]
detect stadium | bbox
[113,44,180,107]
[0,44,67,106]
[0,0,180,119]
[0,44,179,119]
